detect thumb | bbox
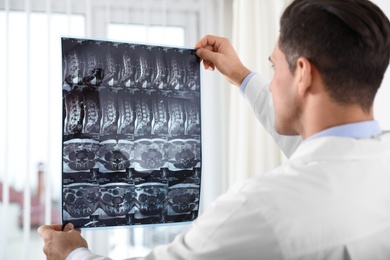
[63,222,74,232]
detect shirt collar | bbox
[304,120,382,143]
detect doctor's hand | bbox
[195,34,251,87]
[38,223,88,260]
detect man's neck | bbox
[299,96,374,140]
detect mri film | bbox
[61,38,202,229]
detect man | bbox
[38,0,390,259]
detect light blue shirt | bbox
[240,72,258,96]
[240,72,382,141]
[304,120,382,142]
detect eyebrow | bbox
[268,56,274,63]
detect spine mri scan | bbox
[61,38,201,228]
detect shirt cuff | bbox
[239,72,258,96]
[66,247,90,260]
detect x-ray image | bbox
[61,37,202,229]
[99,182,136,217]
[134,97,152,136]
[63,139,100,172]
[117,91,135,135]
[97,140,133,173]
[151,97,168,135]
[133,139,167,171]
[167,139,201,170]
[100,89,118,135]
[83,89,101,133]
[63,47,83,86]
[64,89,84,134]
[185,99,201,135]
[63,182,100,219]
[167,183,199,218]
[102,44,120,87]
[134,182,168,222]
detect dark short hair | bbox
[279,0,390,111]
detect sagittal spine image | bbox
[61,38,202,229]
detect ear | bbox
[295,57,312,97]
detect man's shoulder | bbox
[289,133,390,162]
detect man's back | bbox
[245,133,390,259]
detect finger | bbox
[196,44,216,71]
[195,34,219,49]
[204,60,215,71]
[196,52,214,70]
[194,35,208,49]
[38,225,54,237]
[63,222,74,232]
[196,47,218,61]
[38,227,55,244]
[195,41,217,62]
[196,48,218,69]
[37,224,64,241]
[51,224,63,231]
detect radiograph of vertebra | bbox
[99,183,135,216]
[63,183,99,218]
[64,49,82,85]
[151,97,168,135]
[83,89,101,133]
[150,52,167,89]
[97,140,133,172]
[167,139,200,170]
[134,139,167,170]
[118,50,134,87]
[82,48,104,86]
[102,48,119,86]
[185,100,201,135]
[134,49,151,88]
[100,91,118,134]
[134,97,152,135]
[168,184,199,214]
[117,93,135,134]
[167,54,184,90]
[168,99,185,135]
[64,90,84,134]
[135,183,168,216]
[183,56,200,90]
[63,139,100,172]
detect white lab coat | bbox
[69,74,390,260]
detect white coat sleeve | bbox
[243,74,302,158]
[66,247,144,260]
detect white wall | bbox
[372,0,390,130]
